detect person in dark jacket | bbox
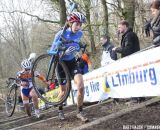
[150,0,160,46]
[112,20,140,58]
[112,21,142,103]
[100,35,117,66]
[144,19,151,37]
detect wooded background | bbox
[0,0,152,79]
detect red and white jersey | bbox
[17,70,40,88]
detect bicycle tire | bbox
[32,54,71,106]
[5,85,17,117]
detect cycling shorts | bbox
[21,87,32,97]
[57,58,82,85]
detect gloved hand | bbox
[64,43,80,55]
[65,46,77,55]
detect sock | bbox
[77,106,83,113]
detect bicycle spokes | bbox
[5,87,17,117]
[32,54,71,106]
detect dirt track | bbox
[1,98,160,130]
[85,102,160,130]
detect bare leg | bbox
[74,74,88,122]
[58,85,66,120]
[30,89,39,110]
[30,88,41,118]
[74,74,84,109]
[24,103,31,116]
[21,89,31,116]
[58,85,66,99]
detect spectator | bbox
[100,35,117,66]
[112,20,140,58]
[112,20,142,103]
[150,0,160,46]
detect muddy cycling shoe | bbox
[76,111,89,123]
[58,110,65,120]
[35,111,40,118]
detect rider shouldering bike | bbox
[48,12,89,122]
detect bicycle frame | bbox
[46,49,66,82]
[46,55,56,81]
[7,78,19,89]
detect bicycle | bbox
[5,77,20,117]
[5,77,39,117]
[31,47,72,106]
[31,41,88,105]
[31,1,82,106]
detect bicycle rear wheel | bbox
[5,85,17,117]
[32,54,71,106]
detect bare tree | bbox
[83,0,96,53]
[0,0,58,78]
[0,0,154,78]
[101,0,109,35]
[50,0,66,26]
[122,0,135,28]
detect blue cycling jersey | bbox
[50,28,83,61]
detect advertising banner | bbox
[67,46,160,104]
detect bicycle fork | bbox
[46,55,59,82]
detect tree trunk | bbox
[51,0,66,27]
[122,0,135,28]
[84,0,96,53]
[59,0,67,27]
[101,0,109,35]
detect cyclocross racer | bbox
[17,59,48,118]
[49,12,89,122]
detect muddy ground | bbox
[12,99,160,130]
[85,102,160,130]
[1,99,160,130]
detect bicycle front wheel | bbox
[5,85,17,117]
[32,54,71,106]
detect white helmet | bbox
[21,59,32,69]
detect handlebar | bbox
[8,78,16,81]
[6,77,21,87]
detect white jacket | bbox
[101,50,114,67]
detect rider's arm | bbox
[50,30,63,51]
[34,71,49,85]
[37,75,46,82]
[16,72,22,86]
